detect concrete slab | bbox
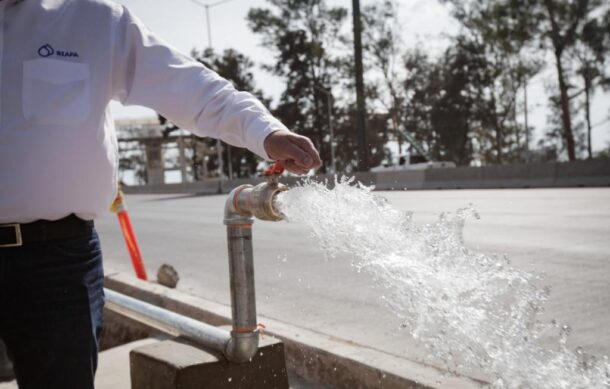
[526,162,556,187]
[480,164,530,188]
[100,305,330,388]
[130,336,289,389]
[0,339,158,389]
[423,166,482,189]
[95,338,159,389]
[0,380,16,388]
[555,159,610,187]
[376,170,425,190]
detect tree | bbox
[540,0,605,160]
[573,12,610,158]
[248,0,388,172]
[445,0,608,161]
[443,0,544,164]
[400,40,487,166]
[247,0,346,172]
[432,37,491,165]
[362,0,407,155]
[400,50,442,160]
[541,0,604,160]
[543,88,587,158]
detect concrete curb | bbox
[104,270,485,389]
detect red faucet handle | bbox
[262,161,284,177]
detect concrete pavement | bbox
[95,188,610,379]
[0,339,156,389]
[0,337,322,389]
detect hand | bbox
[264,130,322,175]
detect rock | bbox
[156,264,179,288]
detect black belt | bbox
[0,214,93,248]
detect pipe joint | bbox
[224,181,287,223]
[225,330,260,363]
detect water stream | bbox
[275,177,609,389]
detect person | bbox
[0,0,322,388]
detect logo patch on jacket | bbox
[38,44,54,57]
[38,44,79,58]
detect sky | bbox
[111,0,610,154]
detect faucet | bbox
[223,162,287,362]
[104,162,290,364]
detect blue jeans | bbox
[0,227,104,389]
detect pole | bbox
[327,95,336,174]
[110,190,148,280]
[203,6,225,179]
[178,132,187,183]
[227,144,233,180]
[523,78,529,162]
[352,0,368,171]
[314,85,336,174]
[205,5,212,48]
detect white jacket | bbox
[0,0,287,223]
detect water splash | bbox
[275,177,610,389]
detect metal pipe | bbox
[223,178,287,362]
[224,221,258,363]
[105,177,287,363]
[104,288,231,351]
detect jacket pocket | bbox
[22,58,91,125]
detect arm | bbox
[111,6,320,173]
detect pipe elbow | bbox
[224,185,253,222]
[225,331,260,363]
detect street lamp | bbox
[313,85,337,174]
[189,0,238,180]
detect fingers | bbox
[290,136,322,169]
[263,130,323,175]
[281,139,313,169]
[283,160,309,175]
